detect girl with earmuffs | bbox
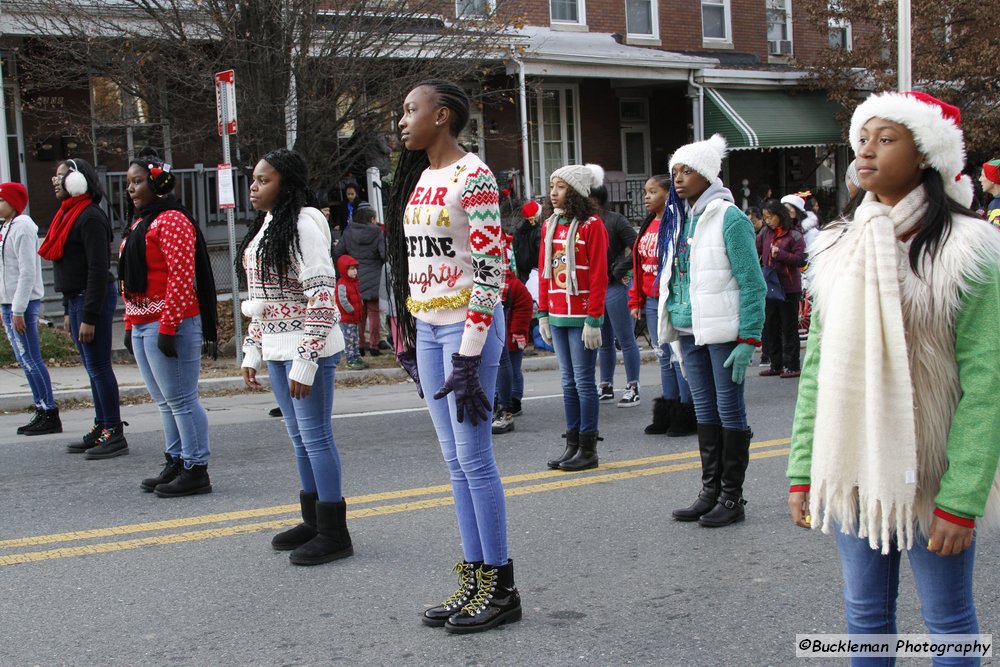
[40,158,127,459]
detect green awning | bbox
[703,88,845,150]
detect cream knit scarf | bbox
[809,188,926,554]
[542,211,581,301]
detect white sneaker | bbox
[491,411,515,434]
[598,384,615,401]
[617,384,641,408]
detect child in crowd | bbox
[538,163,609,472]
[629,175,696,437]
[492,266,533,434]
[979,159,1000,228]
[335,204,386,356]
[0,182,61,436]
[788,90,1000,647]
[336,254,367,370]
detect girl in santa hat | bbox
[788,91,1000,645]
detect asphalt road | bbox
[1,363,997,666]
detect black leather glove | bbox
[433,353,491,425]
[123,331,134,356]
[396,350,423,398]
[157,332,178,358]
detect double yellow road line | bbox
[0,438,790,567]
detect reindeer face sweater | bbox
[537,215,609,328]
[403,152,504,356]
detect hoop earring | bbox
[919,161,929,169]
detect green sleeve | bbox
[934,264,1000,519]
[787,310,822,486]
[722,207,766,341]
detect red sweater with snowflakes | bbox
[537,215,608,327]
[120,209,200,334]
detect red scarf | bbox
[38,194,93,261]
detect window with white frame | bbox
[551,0,584,24]
[701,0,730,42]
[766,0,792,55]
[828,19,852,50]
[529,85,581,195]
[456,0,491,18]
[626,0,657,37]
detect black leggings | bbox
[764,292,801,372]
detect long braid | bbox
[655,177,683,282]
[385,148,429,351]
[235,149,318,294]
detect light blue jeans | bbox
[835,529,979,666]
[679,335,747,430]
[269,354,344,501]
[132,315,210,466]
[644,297,691,403]
[551,323,599,433]
[598,282,641,387]
[416,305,508,566]
[1,299,55,410]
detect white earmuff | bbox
[64,160,88,197]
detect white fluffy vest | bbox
[689,199,741,345]
[810,213,1000,532]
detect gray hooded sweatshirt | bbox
[0,214,45,314]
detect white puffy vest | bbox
[688,199,741,345]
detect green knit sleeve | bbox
[722,207,766,341]
[787,311,822,486]
[934,263,1000,519]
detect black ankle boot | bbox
[559,431,600,471]
[644,398,673,434]
[289,499,353,565]
[546,431,579,470]
[17,409,43,435]
[673,423,723,521]
[84,422,129,460]
[67,421,102,453]
[666,402,697,437]
[423,561,482,627]
[154,463,212,497]
[140,453,183,492]
[23,407,62,436]
[272,491,318,551]
[444,560,522,634]
[699,427,751,527]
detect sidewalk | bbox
[0,349,659,413]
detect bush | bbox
[0,323,80,366]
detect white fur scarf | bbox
[809,189,923,554]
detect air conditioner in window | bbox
[768,39,793,55]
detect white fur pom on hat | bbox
[850,91,973,207]
[550,163,605,198]
[669,134,728,184]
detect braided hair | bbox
[236,148,318,293]
[632,174,681,282]
[384,80,472,351]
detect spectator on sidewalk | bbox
[492,267,533,435]
[0,182,61,436]
[240,148,352,567]
[757,199,806,379]
[335,254,368,370]
[330,182,360,234]
[39,159,126,458]
[590,184,640,408]
[979,159,1000,228]
[334,204,386,356]
[119,158,218,497]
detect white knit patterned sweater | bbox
[240,207,345,385]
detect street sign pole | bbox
[216,71,242,364]
[897,0,911,91]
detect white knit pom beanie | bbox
[669,134,728,184]
[550,163,605,198]
[849,91,973,207]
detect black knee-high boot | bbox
[698,427,751,527]
[672,423,723,521]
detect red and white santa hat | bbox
[849,91,973,207]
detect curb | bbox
[0,349,658,412]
